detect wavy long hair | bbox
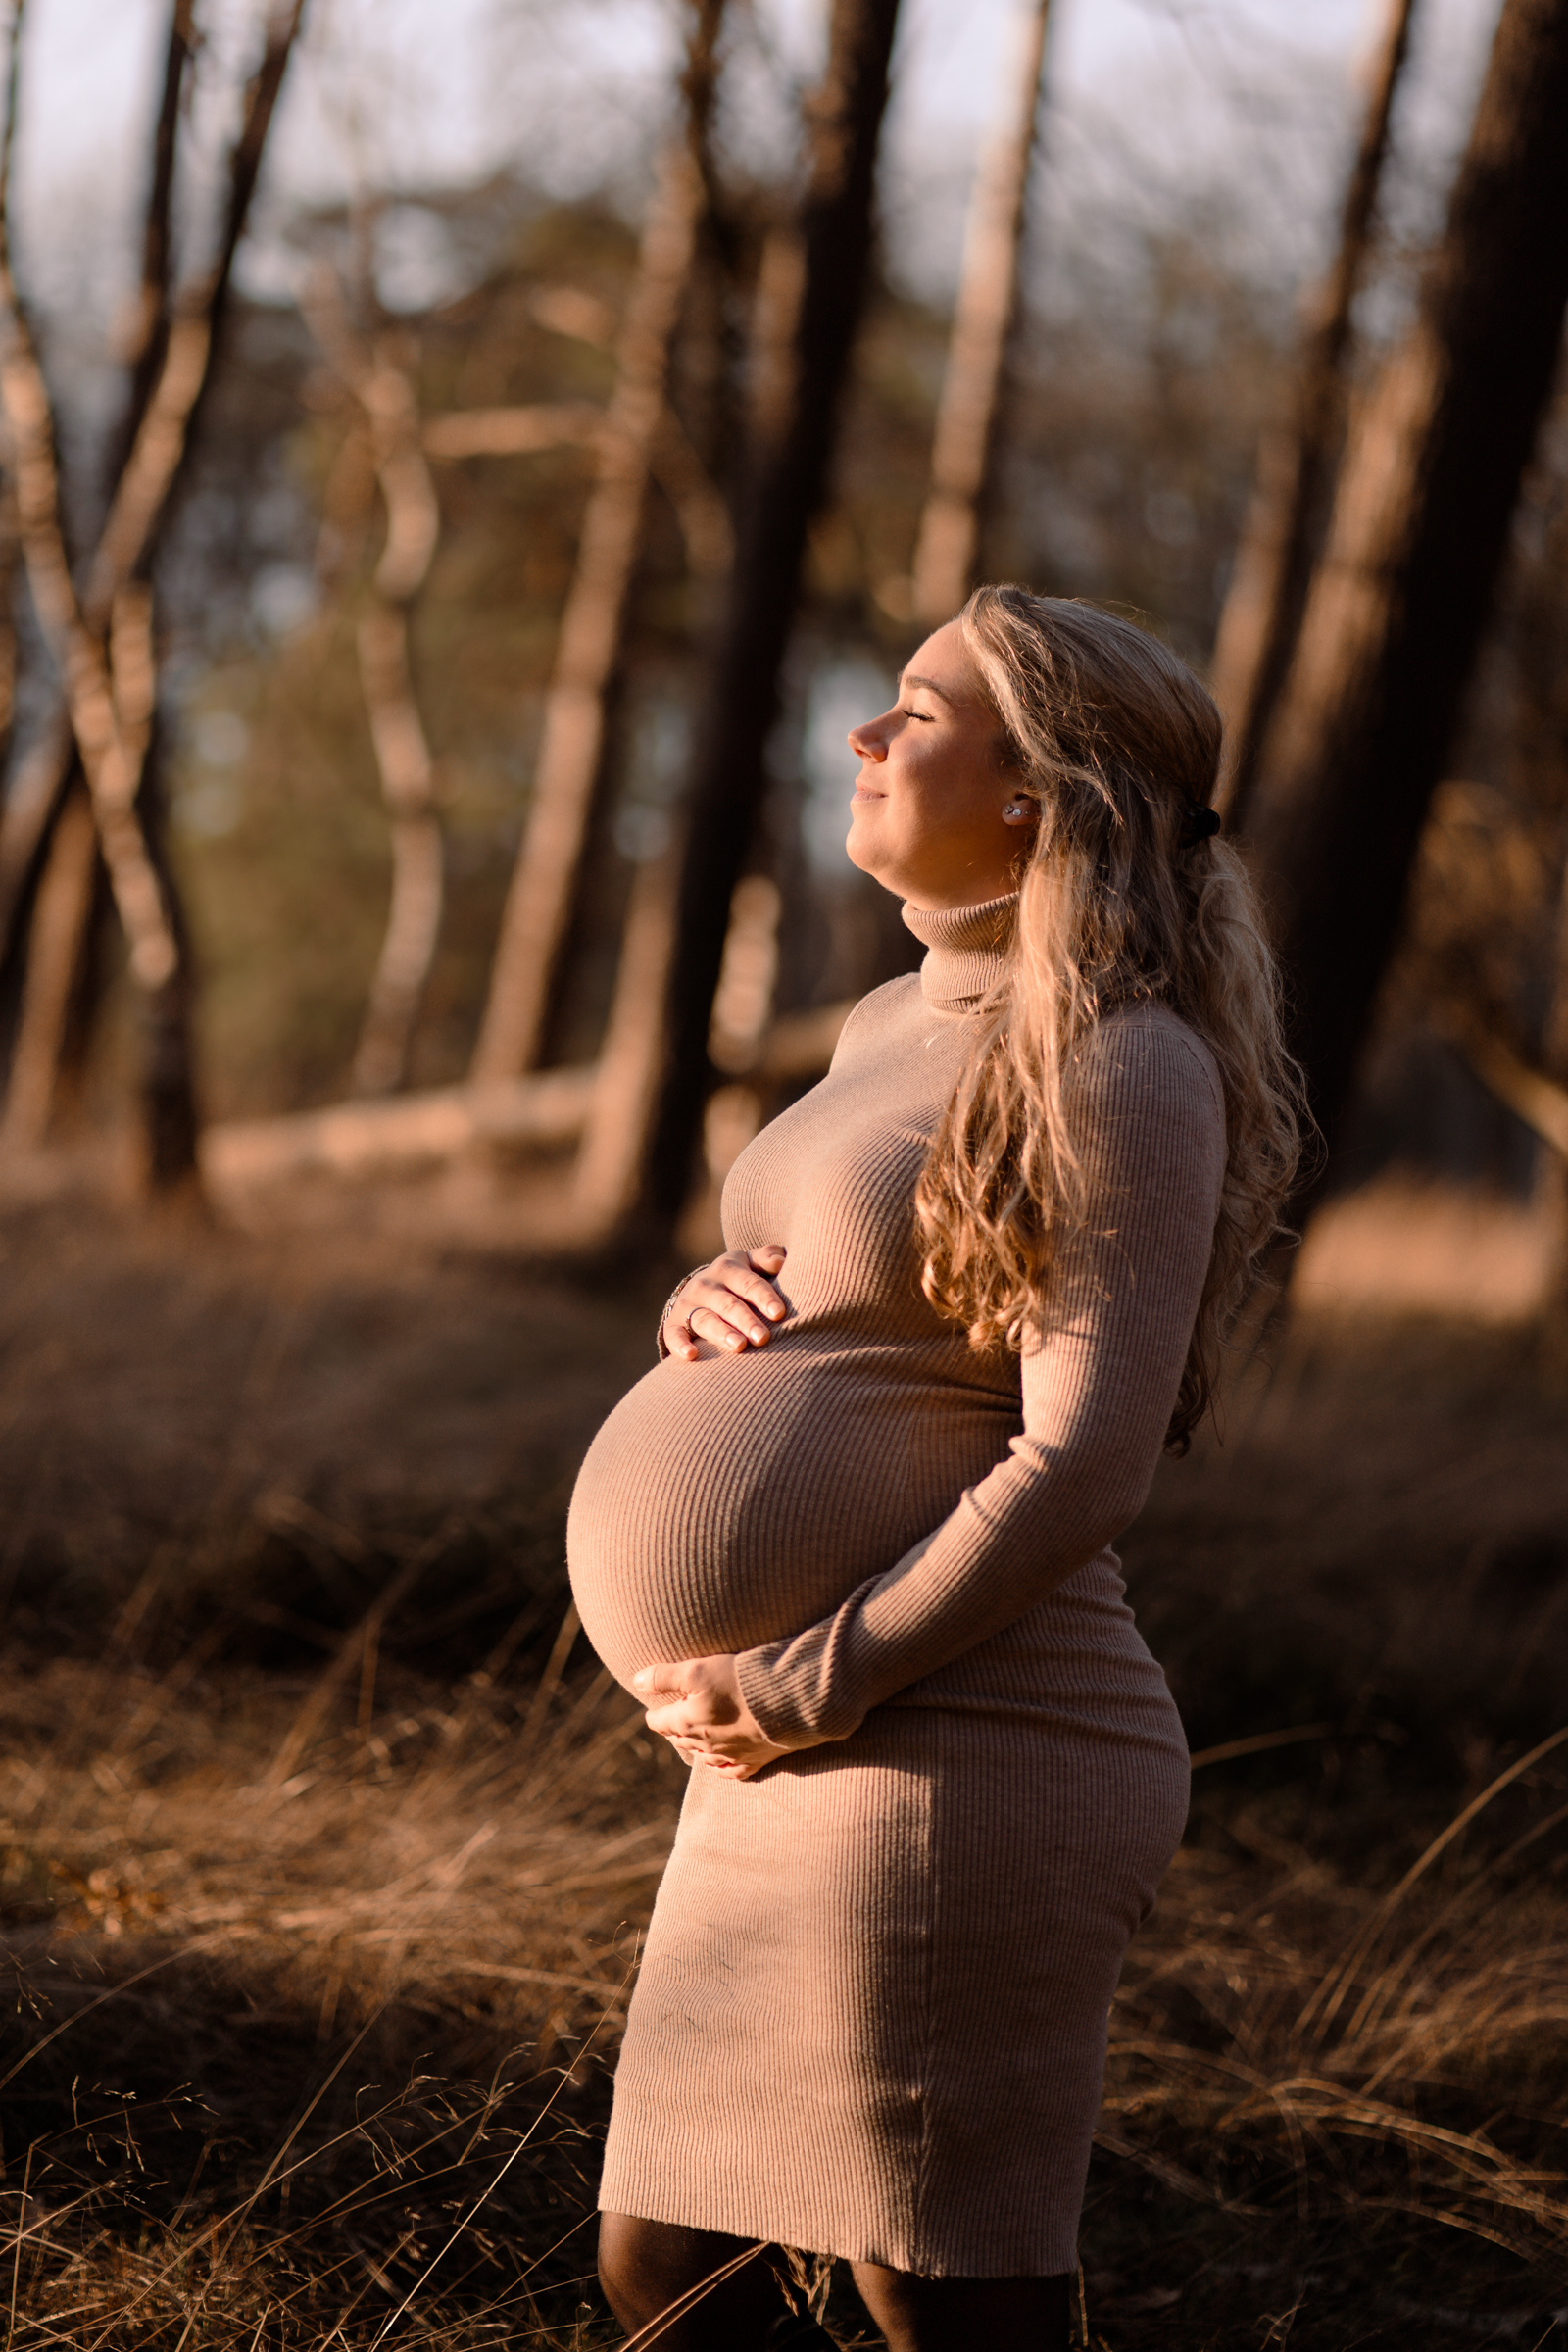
[914,585,1303,1451]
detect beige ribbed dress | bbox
[566,893,1225,2277]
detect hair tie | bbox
[1180,804,1221,847]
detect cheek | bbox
[913,761,995,839]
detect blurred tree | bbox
[470,0,730,1089]
[1544,867,1568,1361]
[1244,0,1568,1213]
[1209,0,1418,827]
[303,278,444,1098]
[908,0,1053,629]
[637,0,904,1234]
[0,0,191,998]
[0,0,308,1187]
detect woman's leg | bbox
[598,2211,804,2348]
[599,2215,1072,2350]
[850,2261,1072,2352]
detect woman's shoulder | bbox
[1075,1001,1226,1138]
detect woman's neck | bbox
[902,892,1016,1014]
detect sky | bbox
[10,0,1501,327]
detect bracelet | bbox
[658,1265,711,1356]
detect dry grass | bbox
[2,1187,1567,2347]
[1,1644,681,2350]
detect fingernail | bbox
[764,1303,782,1318]
[750,1327,766,1344]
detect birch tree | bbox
[0,0,308,1183]
[303,278,444,1099]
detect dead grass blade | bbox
[1297,1721,1568,2046]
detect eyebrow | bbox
[899,671,956,704]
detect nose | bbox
[848,710,892,760]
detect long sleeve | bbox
[733,1012,1226,1748]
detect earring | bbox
[1002,800,1037,822]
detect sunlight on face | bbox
[843,621,1031,910]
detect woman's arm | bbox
[729,1014,1227,1750]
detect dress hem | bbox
[594,2180,1081,2280]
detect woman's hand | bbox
[662,1245,789,1363]
[632,1655,794,1779]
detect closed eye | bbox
[899,705,934,722]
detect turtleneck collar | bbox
[902,892,1016,1014]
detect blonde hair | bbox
[915,585,1303,1452]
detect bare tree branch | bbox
[0,0,191,985]
[0,65,182,994]
[117,0,198,442]
[421,399,731,576]
[1446,1024,1568,1159]
[420,402,604,459]
[306,273,446,1098]
[0,0,308,987]
[0,0,308,1183]
[84,0,309,630]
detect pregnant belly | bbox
[566,1343,1018,1690]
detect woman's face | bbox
[844,621,1034,909]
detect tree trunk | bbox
[136,725,203,1193]
[351,601,443,1096]
[0,0,306,1185]
[1210,0,1418,828]
[1245,0,1568,1206]
[110,0,195,483]
[469,0,728,1085]
[0,784,95,1150]
[298,289,447,1101]
[571,848,682,1231]
[0,0,185,1017]
[1538,848,1568,1366]
[909,0,1052,628]
[636,0,903,1231]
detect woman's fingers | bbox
[632,1661,689,1706]
[643,1695,693,1739]
[686,1285,773,1349]
[690,1249,791,1350]
[739,1246,789,1321]
[692,1301,766,1350]
[662,1247,790,1359]
[665,1316,699,1363]
[632,1656,790,1780]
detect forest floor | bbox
[1,1172,1567,2350]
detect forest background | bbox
[4,0,1568,2347]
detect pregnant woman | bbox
[567,586,1299,2350]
